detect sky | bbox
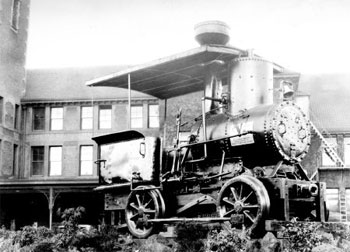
[26,0,350,74]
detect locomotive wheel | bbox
[217,175,270,235]
[125,186,164,238]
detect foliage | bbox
[282,219,322,252]
[55,206,86,248]
[13,225,54,247]
[206,228,248,252]
[175,223,210,252]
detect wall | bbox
[0,0,30,180]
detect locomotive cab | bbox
[92,130,161,186]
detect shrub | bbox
[282,219,322,252]
[175,223,210,252]
[206,228,248,252]
[56,206,86,248]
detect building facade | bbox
[0,0,31,229]
[298,74,350,222]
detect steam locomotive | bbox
[89,21,327,238]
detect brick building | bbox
[0,0,31,229]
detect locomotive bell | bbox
[281,80,294,100]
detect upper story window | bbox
[80,145,93,176]
[31,146,44,176]
[11,0,21,31]
[344,137,350,166]
[131,105,143,128]
[99,105,111,129]
[81,106,93,130]
[0,96,3,124]
[148,104,159,128]
[50,107,63,130]
[14,104,20,129]
[33,107,45,131]
[49,146,62,176]
[322,137,337,167]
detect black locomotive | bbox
[89,21,327,238]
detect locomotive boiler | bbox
[89,21,327,238]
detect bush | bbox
[206,228,248,252]
[282,219,322,252]
[175,223,210,252]
[13,225,54,247]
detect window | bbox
[322,137,337,166]
[32,146,44,176]
[14,104,20,129]
[33,107,45,130]
[49,146,62,176]
[326,188,340,222]
[80,146,93,176]
[81,106,93,129]
[344,137,350,166]
[12,144,18,176]
[99,105,111,129]
[50,107,63,130]
[346,189,350,222]
[148,104,159,128]
[131,106,143,128]
[11,0,21,31]
[0,96,3,124]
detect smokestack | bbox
[195,21,230,113]
[202,60,225,113]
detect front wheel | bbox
[217,175,270,236]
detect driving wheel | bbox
[217,175,270,235]
[125,186,164,238]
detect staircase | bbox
[309,120,345,167]
[339,191,348,222]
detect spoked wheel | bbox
[217,175,270,236]
[125,186,164,238]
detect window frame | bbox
[31,146,45,176]
[344,137,350,166]
[14,104,20,129]
[50,107,64,131]
[81,106,93,130]
[12,144,18,176]
[11,0,21,31]
[131,105,143,129]
[98,105,112,129]
[80,145,94,176]
[49,146,62,176]
[148,104,159,128]
[33,107,46,131]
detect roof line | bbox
[86,46,210,86]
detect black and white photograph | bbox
[1,0,350,251]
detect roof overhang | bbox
[86,45,284,99]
